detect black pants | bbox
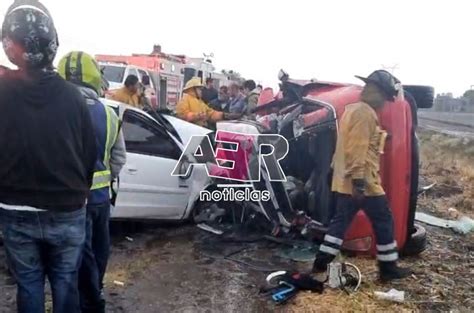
[314,194,399,270]
[78,202,111,313]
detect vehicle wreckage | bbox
[193,70,434,257]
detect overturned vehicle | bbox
[199,70,434,257]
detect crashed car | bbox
[102,99,213,220]
[214,70,434,256]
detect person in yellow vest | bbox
[58,51,126,313]
[110,74,141,109]
[176,77,241,128]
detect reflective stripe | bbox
[104,106,119,170]
[104,106,112,169]
[320,244,340,256]
[91,105,119,192]
[377,242,398,252]
[91,170,111,190]
[377,252,399,262]
[324,235,343,246]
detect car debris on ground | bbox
[415,212,474,234]
[374,288,405,303]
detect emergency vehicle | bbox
[97,49,186,110]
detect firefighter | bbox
[58,51,127,313]
[111,74,141,109]
[176,77,241,128]
[312,70,412,282]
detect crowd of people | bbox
[0,1,412,313]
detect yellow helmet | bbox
[58,51,102,94]
[183,77,204,91]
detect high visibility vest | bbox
[88,98,120,204]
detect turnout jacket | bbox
[331,101,387,196]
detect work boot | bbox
[379,261,412,282]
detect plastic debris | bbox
[113,280,125,287]
[197,223,224,235]
[374,288,405,303]
[415,212,474,234]
[125,236,134,242]
[448,207,460,219]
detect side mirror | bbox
[278,69,289,82]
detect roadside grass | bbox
[418,130,474,216]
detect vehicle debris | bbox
[262,271,324,305]
[327,262,362,292]
[415,212,474,234]
[197,223,224,235]
[374,288,405,303]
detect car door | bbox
[114,109,191,220]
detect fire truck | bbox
[97,46,240,110]
[97,45,186,110]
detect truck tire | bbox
[403,85,435,109]
[401,223,427,256]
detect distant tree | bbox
[221,69,245,83]
[461,89,474,113]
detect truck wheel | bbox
[400,223,427,256]
[403,85,435,109]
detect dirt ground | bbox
[0,129,472,313]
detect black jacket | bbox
[0,70,97,212]
[201,87,218,104]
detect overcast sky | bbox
[0,0,473,95]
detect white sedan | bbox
[102,99,213,220]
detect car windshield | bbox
[101,65,125,83]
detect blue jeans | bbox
[79,202,111,313]
[0,208,86,313]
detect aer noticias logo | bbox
[172,130,289,202]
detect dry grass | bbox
[287,258,418,313]
[418,131,474,216]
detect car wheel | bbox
[400,223,427,256]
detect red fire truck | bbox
[97,46,186,110]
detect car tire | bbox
[400,223,427,256]
[403,85,435,109]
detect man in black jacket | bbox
[201,77,218,104]
[0,1,97,313]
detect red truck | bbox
[208,70,432,257]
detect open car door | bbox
[113,109,190,220]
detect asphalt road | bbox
[418,111,474,139]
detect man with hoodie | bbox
[0,1,97,312]
[58,51,127,313]
[312,70,412,282]
[176,77,241,128]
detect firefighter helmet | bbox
[355,70,401,100]
[183,77,204,91]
